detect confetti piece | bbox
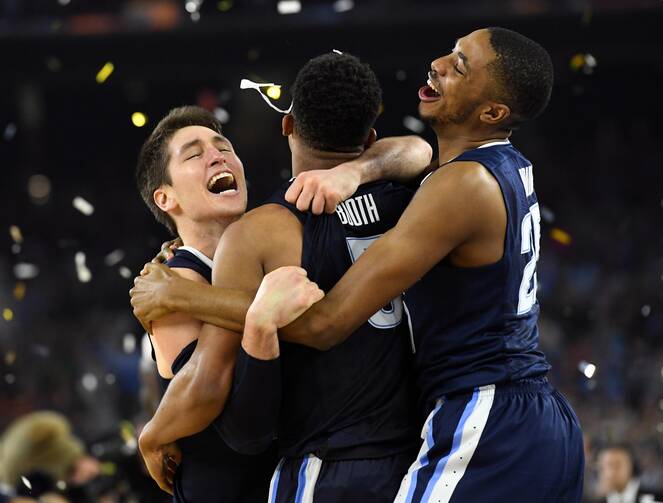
[185,0,199,13]
[214,107,230,124]
[3,308,13,321]
[58,0,70,5]
[96,62,114,84]
[578,360,596,379]
[550,228,572,246]
[21,476,31,491]
[395,70,407,81]
[75,252,92,283]
[14,263,39,280]
[119,266,132,279]
[105,373,116,385]
[82,373,98,391]
[266,86,282,100]
[131,112,147,127]
[333,0,354,12]
[5,351,16,365]
[123,334,136,353]
[9,225,23,244]
[104,249,125,266]
[3,123,17,141]
[56,481,67,491]
[540,206,555,224]
[11,244,21,254]
[332,49,344,55]
[217,0,233,11]
[403,115,425,134]
[191,11,201,21]
[31,344,50,357]
[277,0,301,14]
[570,53,597,74]
[5,374,15,384]
[28,174,51,201]
[642,305,651,317]
[14,282,26,300]
[73,196,94,216]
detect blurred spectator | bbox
[596,445,663,503]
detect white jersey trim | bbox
[178,246,214,270]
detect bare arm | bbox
[285,135,433,214]
[280,161,506,349]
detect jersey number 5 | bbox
[345,236,403,329]
[517,203,541,315]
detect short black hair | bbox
[486,27,554,128]
[291,52,382,151]
[135,106,223,235]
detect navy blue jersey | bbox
[266,180,419,460]
[156,247,275,503]
[404,140,551,413]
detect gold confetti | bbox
[550,228,572,246]
[5,351,16,365]
[217,0,233,11]
[9,225,23,244]
[132,112,147,128]
[3,308,14,321]
[13,282,26,300]
[266,86,282,100]
[96,62,115,84]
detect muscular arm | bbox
[280,161,507,349]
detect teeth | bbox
[207,172,234,190]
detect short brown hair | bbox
[135,106,223,235]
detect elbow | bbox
[412,137,433,166]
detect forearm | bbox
[354,136,433,184]
[140,349,234,447]
[167,278,254,332]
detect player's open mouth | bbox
[207,171,238,195]
[419,77,441,103]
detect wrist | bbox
[244,313,277,337]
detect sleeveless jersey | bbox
[404,140,551,413]
[266,180,419,460]
[157,247,275,502]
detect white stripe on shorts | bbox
[425,384,495,502]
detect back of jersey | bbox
[267,180,419,460]
[405,140,551,413]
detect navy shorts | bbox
[268,450,415,503]
[394,378,584,503]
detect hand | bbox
[139,427,182,495]
[247,266,324,331]
[153,237,183,264]
[130,263,176,333]
[285,162,361,215]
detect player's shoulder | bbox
[425,160,500,195]
[166,247,212,284]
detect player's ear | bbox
[153,185,177,212]
[364,128,377,149]
[479,102,511,127]
[282,114,294,137]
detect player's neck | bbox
[290,140,363,177]
[436,130,510,165]
[176,217,238,259]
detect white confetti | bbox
[642,305,651,317]
[21,476,32,491]
[5,373,16,384]
[14,263,39,280]
[3,123,17,141]
[75,252,92,283]
[277,0,301,14]
[395,70,407,81]
[333,0,354,12]
[403,115,425,133]
[214,107,230,124]
[578,360,597,379]
[28,174,51,201]
[56,481,67,491]
[81,373,98,392]
[104,249,125,266]
[105,373,116,385]
[58,0,70,5]
[73,196,94,216]
[119,266,132,279]
[123,334,136,353]
[11,244,21,254]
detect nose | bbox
[431,55,451,76]
[207,146,226,167]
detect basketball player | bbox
[133,28,584,502]
[134,52,427,502]
[134,105,431,500]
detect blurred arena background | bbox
[0,0,662,501]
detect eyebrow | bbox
[179,135,229,155]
